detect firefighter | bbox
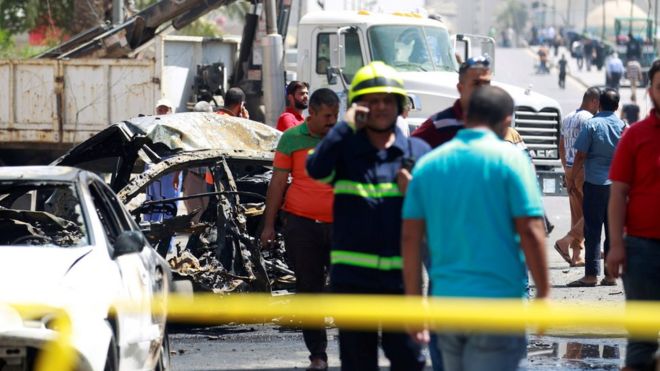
[306,62,429,371]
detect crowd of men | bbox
[258,56,659,371]
[151,54,658,370]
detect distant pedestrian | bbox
[558,54,568,89]
[537,46,550,74]
[621,95,641,125]
[607,59,660,371]
[625,58,643,99]
[567,88,626,287]
[307,62,429,371]
[584,39,594,71]
[606,53,625,90]
[572,39,584,70]
[261,88,340,371]
[403,86,549,371]
[277,81,309,131]
[555,87,600,267]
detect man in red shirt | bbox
[261,88,339,371]
[607,60,660,371]
[276,81,309,131]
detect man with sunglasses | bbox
[412,56,492,148]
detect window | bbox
[90,182,123,244]
[316,31,364,83]
[368,25,458,73]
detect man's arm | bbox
[558,135,567,168]
[606,181,630,278]
[259,170,289,248]
[568,150,586,194]
[402,219,426,297]
[514,217,549,299]
[306,122,354,182]
[401,218,429,344]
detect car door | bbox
[88,180,154,368]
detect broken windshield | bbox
[368,25,458,72]
[0,182,89,247]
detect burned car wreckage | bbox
[54,113,293,293]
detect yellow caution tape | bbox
[11,304,75,371]
[163,294,660,340]
[6,294,660,371]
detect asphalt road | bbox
[169,47,627,371]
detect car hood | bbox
[0,247,98,303]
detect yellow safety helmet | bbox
[348,61,407,113]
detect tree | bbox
[495,0,529,42]
[0,0,73,35]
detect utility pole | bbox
[112,0,123,25]
[584,0,588,33]
[601,0,606,41]
[566,0,571,28]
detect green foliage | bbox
[0,0,73,35]
[177,18,221,37]
[496,0,528,33]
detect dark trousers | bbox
[623,235,660,370]
[283,212,332,362]
[608,71,623,90]
[333,285,426,371]
[583,182,610,277]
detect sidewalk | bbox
[530,45,646,110]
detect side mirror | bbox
[326,67,338,85]
[114,231,145,258]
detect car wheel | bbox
[104,328,119,371]
[155,331,171,371]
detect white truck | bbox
[296,11,564,194]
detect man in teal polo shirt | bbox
[402,86,549,371]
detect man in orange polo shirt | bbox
[607,60,660,371]
[260,88,339,371]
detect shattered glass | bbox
[0,182,88,247]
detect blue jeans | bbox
[622,235,660,370]
[436,332,527,371]
[582,182,610,277]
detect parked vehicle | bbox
[0,166,171,371]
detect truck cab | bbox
[296,11,564,193]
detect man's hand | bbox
[566,178,576,195]
[344,103,369,131]
[260,225,276,249]
[407,328,430,345]
[397,168,412,195]
[606,241,626,279]
[240,105,250,119]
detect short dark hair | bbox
[466,86,514,128]
[599,88,620,111]
[224,87,245,108]
[648,59,660,84]
[582,87,600,103]
[308,88,339,112]
[286,80,309,97]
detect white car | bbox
[0,166,171,371]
